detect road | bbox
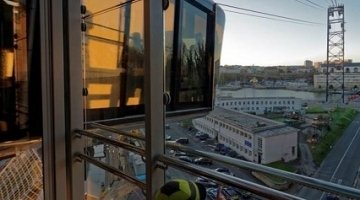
[297,113,360,199]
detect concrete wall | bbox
[261,132,297,164]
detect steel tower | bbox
[326,5,345,103]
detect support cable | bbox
[218,3,323,25]
[225,10,322,26]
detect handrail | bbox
[158,155,304,200]
[88,122,146,141]
[74,129,146,156]
[73,126,360,199]
[76,153,146,190]
[0,138,42,148]
[166,142,360,199]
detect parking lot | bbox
[165,123,263,200]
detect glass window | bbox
[1,1,44,199]
[178,1,209,104]
[84,0,145,121]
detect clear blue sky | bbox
[214,0,360,66]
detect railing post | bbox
[65,0,84,199]
[39,0,68,199]
[144,0,165,199]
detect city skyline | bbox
[215,0,360,66]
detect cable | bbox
[293,0,322,9]
[323,0,332,7]
[302,0,326,8]
[83,0,141,19]
[224,9,322,26]
[218,3,323,25]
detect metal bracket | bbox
[155,160,168,170]
[162,0,169,10]
[163,92,171,105]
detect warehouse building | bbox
[193,107,298,164]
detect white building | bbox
[314,62,360,89]
[215,96,302,115]
[193,107,298,164]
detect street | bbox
[297,113,360,199]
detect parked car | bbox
[227,150,238,158]
[222,187,239,200]
[233,188,251,199]
[173,151,187,157]
[195,177,217,188]
[178,156,192,163]
[220,147,231,155]
[214,167,234,176]
[206,188,218,200]
[214,143,225,152]
[195,131,203,138]
[198,133,209,140]
[175,137,189,144]
[194,157,213,165]
[165,134,172,140]
[235,155,247,161]
[326,194,339,200]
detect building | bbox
[193,107,298,164]
[314,62,322,69]
[215,96,302,115]
[304,60,313,68]
[314,62,360,89]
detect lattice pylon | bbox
[326,5,345,103]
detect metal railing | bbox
[74,129,145,156]
[165,142,360,199]
[75,152,146,190]
[74,126,360,200]
[158,155,303,200]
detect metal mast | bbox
[326,5,345,103]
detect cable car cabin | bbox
[82,0,225,124]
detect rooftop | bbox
[216,96,297,100]
[320,62,360,67]
[208,107,298,136]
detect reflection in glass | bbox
[83,128,145,199]
[83,0,145,121]
[179,1,208,103]
[0,0,43,199]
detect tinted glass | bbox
[0,0,43,199]
[178,1,208,104]
[83,0,144,121]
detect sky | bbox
[214,0,360,66]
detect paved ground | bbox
[296,113,360,199]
